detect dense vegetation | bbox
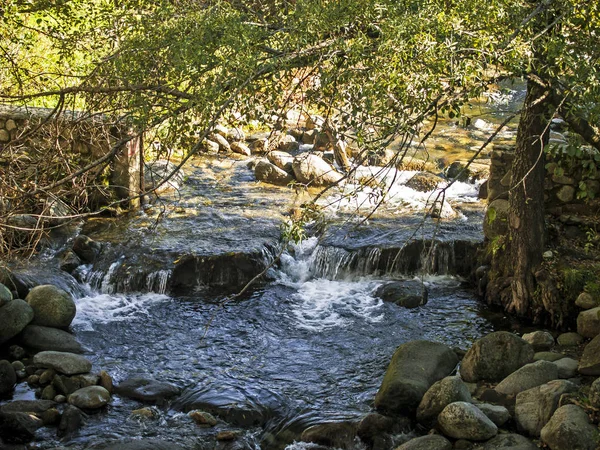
[1,0,600,325]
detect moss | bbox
[560,265,600,303]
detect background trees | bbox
[1,0,600,324]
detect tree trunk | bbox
[505,79,549,321]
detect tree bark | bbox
[505,78,549,321]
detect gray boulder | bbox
[557,332,583,346]
[577,306,600,338]
[115,376,180,403]
[575,292,599,310]
[0,299,34,344]
[267,151,295,173]
[521,331,554,351]
[416,376,471,426]
[300,421,357,449]
[72,234,101,263]
[479,433,538,450]
[255,161,295,186]
[375,280,428,309]
[18,325,84,354]
[292,153,343,186]
[68,386,111,410]
[540,405,598,450]
[495,360,559,396]
[375,340,458,414]
[33,351,91,375]
[578,334,600,375]
[396,435,452,450]
[514,380,578,437]
[460,331,534,383]
[553,357,578,379]
[475,403,510,427]
[438,402,497,441]
[230,141,251,156]
[534,351,565,362]
[26,285,76,328]
[210,132,231,152]
[590,377,600,408]
[0,282,12,307]
[0,360,17,396]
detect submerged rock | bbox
[300,421,357,450]
[18,325,84,354]
[438,401,497,441]
[68,386,111,410]
[0,299,34,344]
[460,331,534,383]
[540,405,598,450]
[375,340,459,414]
[375,280,428,309]
[26,285,76,328]
[115,376,180,404]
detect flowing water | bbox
[12,83,526,449]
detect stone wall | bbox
[0,106,142,208]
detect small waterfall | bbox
[82,259,172,295]
[145,270,172,294]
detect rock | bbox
[189,410,217,426]
[131,407,158,420]
[210,132,231,152]
[68,386,111,409]
[589,377,600,408]
[483,200,509,240]
[17,325,84,354]
[540,405,598,450]
[476,403,510,427]
[254,161,295,186]
[0,282,12,307]
[579,334,600,375]
[60,250,82,273]
[478,180,489,199]
[416,376,472,426]
[72,234,101,263]
[534,351,565,362]
[292,153,343,186]
[556,185,575,203]
[25,285,76,328]
[115,376,180,404]
[97,439,185,450]
[495,360,559,396]
[39,369,55,385]
[446,161,470,181]
[522,331,554,351]
[576,292,599,310]
[300,421,356,449]
[357,413,406,447]
[9,345,26,360]
[53,374,95,396]
[553,358,578,379]
[144,160,185,193]
[405,172,444,192]
[217,431,239,441]
[230,141,251,156]
[479,433,538,450]
[0,360,17,396]
[514,379,578,437]
[267,150,295,173]
[40,407,60,426]
[375,280,428,309]
[54,394,66,403]
[396,435,452,450]
[557,332,584,347]
[302,129,316,144]
[99,370,113,394]
[33,351,92,375]
[375,340,459,414]
[278,135,300,153]
[227,127,245,142]
[249,138,269,153]
[577,307,600,338]
[0,411,43,443]
[203,138,220,153]
[57,404,85,437]
[41,385,56,400]
[460,331,534,383]
[438,402,497,441]
[0,299,34,344]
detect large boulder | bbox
[300,421,357,449]
[476,403,511,427]
[115,376,180,404]
[480,433,538,450]
[0,282,12,307]
[495,360,559,396]
[26,285,76,328]
[540,405,598,450]
[438,402,498,441]
[374,340,459,415]
[254,160,295,186]
[72,234,101,263]
[405,172,444,192]
[521,331,554,351]
[375,280,428,309]
[267,151,295,173]
[416,376,472,426]
[0,360,17,396]
[514,380,578,437]
[0,299,34,344]
[460,331,534,383]
[292,153,343,186]
[396,435,452,450]
[33,351,92,375]
[17,325,84,354]
[577,307,600,338]
[68,386,111,410]
[578,334,600,375]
